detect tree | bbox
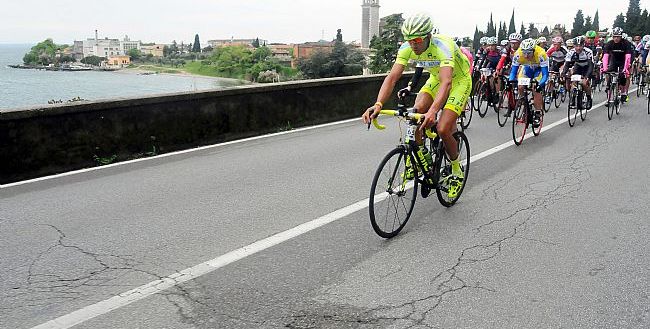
[541,26,550,38]
[584,16,593,32]
[202,45,214,53]
[528,23,539,38]
[192,34,201,52]
[336,29,343,42]
[487,13,496,36]
[298,41,363,78]
[252,38,260,48]
[128,48,142,61]
[80,55,104,66]
[626,0,641,35]
[571,10,585,36]
[520,23,526,38]
[368,13,404,73]
[472,26,481,51]
[593,10,600,31]
[22,39,68,65]
[614,13,626,30]
[508,10,516,35]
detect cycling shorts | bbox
[550,61,564,73]
[420,74,473,116]
[571,65,590,77]
[608,60,627,85]
[519,66,543,82]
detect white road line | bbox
[0,118,360,189]
[29,95,627,329]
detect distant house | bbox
[292,41,335,68]
[75,34,141,59]
[207,38,267,49]
[106,55,131,67]
[141,44,165,57]
[268,43,293,65]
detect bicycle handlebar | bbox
[370,109,438,139]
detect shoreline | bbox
[121,65,250,84]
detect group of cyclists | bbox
[361,13,649,201]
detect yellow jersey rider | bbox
[362,13,472,198]
[508,38,549,127]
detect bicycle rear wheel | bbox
[512,100,527,145]
[369,147,417,238]
[476,83,489,118]
[607,87,615,120]
[435,131,470,207]
[532,107,544,136]
[460,101,472,130]
[580,91,587,121]
[568,89,578,127]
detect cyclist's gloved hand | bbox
[535,84,545,93]
[397,86,411,99]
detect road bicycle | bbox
[605,71,622,120]
[567,74,588,127]
[512,78,544,146]
[475,68,498,118]
[367,97,470,238]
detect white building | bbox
[78,32,141,58]
[120,35,141,54]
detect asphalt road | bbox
[1,88,649,329]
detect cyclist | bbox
[362,13,472,198]
[563,36,594,109]
[642,35,650,66]
[585,30,603,85]
[566,38,574,51]
[546,36,569,102]
[537,36,548,51]
[481,37,501,104]
[602,27,633,102]
[508,38,549,126]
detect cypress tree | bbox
[508,10,516,35]
[593,10,600,31]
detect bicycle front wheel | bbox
[435,131,470,207]
[476,83,489,118]
[607,87,615,120]
[568,89,578,127]
[512,100,527,145]
[497,90,510,127]
[369,147,418,238]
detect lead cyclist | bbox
[361,13,472,198]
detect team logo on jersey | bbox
[410,60,441,67]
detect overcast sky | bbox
[1,0,647,45]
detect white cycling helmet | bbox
[566,39,574,47]
[643,35,650,43]
[552,36,563,44]
[537,36,547,44]
[401,13,435,40]
[480,36,488,45]
[488,37,498,45]
[612,27,624,36]
[500,40,509,46]
[520,38,536,51]
[509,33,523,42]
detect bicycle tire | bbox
[532,105,544,136]
[369,147,417,238]
[554,89,561,108]
[497,91,509,127]
[460,102,472,130]
[580,91,587,121]
[647,90,650,114]
[568,89,578,127]
[607,88,615,120]
[542,90,549,113]
[435,131,470,207]
[512,99,527,146]
[638,83,643,97]
[615,92,621,115]
[476,83,489,118]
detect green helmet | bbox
[401,13,435,40]
[585,30,597,38]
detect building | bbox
[120,35,141,54]
[141,44,165,57]
[292,41,335,68]
[106,55,131,67]
[268,43,293,65]
[207,38,267,48]
[361,0,380,48]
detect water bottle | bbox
[417,146,433,173]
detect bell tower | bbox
[361,0,380,48]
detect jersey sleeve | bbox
[395,43,412,66]
[537,48,549,68]
[432,37,456,68]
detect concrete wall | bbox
[0,73,419,184]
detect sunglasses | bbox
[407,37,425,44]
[522,50,534,55]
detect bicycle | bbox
[547,71,565,109]
[567,74,588,127]
[458,98,473,130]
[512,78,544,146]
[367,98,470,238]
[636,65,647,97]
[475,68,497,118]
[497,75,516,127]
[605,71,622,120]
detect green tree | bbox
[520,23,526,38]
[541,26,550,38]
[472,26,481,51]
[368,13,404,73]
[168,40,179,57]
[487,13,496,36]
[80,55,104,66]
[571,10,585,36]
[528,23,539,38]
[252,38,260,48]
[336,29,343,42]
[593,10,600,31]
[128,48,142,61]
[584,16,593,32]
[614,13,626,30]
[626,0,641,35]
[22,39,64,65]
[192,34,201,52]
[251,46,271,63]
[298,41,363,78]
[508,10,516,35]
[498,22,507,42]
